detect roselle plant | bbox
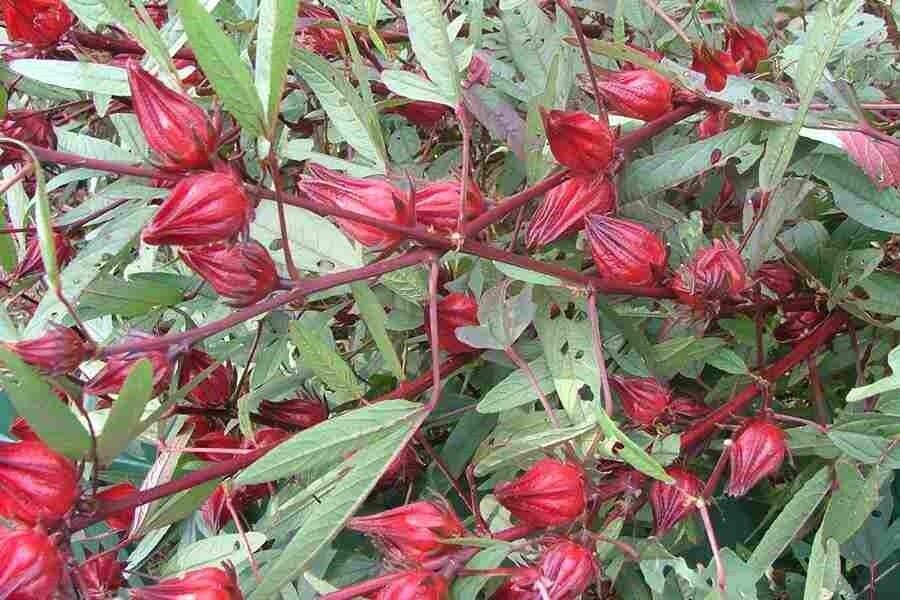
[0,0,898,598]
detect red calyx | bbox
[584,215,667,287]
[130,565,243,600]
[726,419,787,497]
[540,108,616,174]
[142,172,251,247]
[179,349,236,409]
[672,239,747,308]
[201,483,269,532]
[754,261,798,297]
[725,25,769,73]
[77,553,125,600]
[84,331,172,396]
[179,240,279,307]
[1,0,73,48]
[494,458,586,528]
[649,466,703,536]
[0,526,63,599]
[385,101,451,129]
[7,324,87,375]
[611,375,673,427]
[10,231,75,281]
[191,430,243,463]
[423,293,480,355]
[257,393,328,430]
[348,500,465,562]
[298,165,412,248]
[297,2,348,57]
[594,463,647,504]
[691,43,740,92]
[127,62,218,170]
[0,440,78,526]
[374,570,449,600]
[94,482,138,531]
[536,539,598,599]
[775,310,828,343]
[0,110,57,166]
[596,69,674,121]
[413,178,485,232]
[526,174,616,249]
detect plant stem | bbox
[557,0,607,123]
[505,345,562,429]
[72,31,196,61]
[701,440,731,499]
[807,356,829,426]
[426,258,443,412]
[697,498,727,592]
[267,148,301,280]
[641,0,693,46]
[456,103,473,234]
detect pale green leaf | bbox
[399,0,460,104]
[255,0,300,131]
[161,533,268,575]
[9,60,129,95]
[289,320,365,400]
[96,359,154,464]
[350,282,402,378]
[476,357,554,413]
[381,70,456,107]
[474,421,595,475]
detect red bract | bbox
[127,62,218,169]
[348,500,465,562]
[297,2,346,56]
[192,431,243,463]
[179,349,235,408]
[540,108,615,174]
[130,565,242,600]
[725,25,769,73]
[298,165,411,247]
[611,376,672,427]
[698,108,728,139]
[726,419,787,497]
[386,101,451,129]
[78,554,125,600]
[755,261,798,297]
[85,332,172,396]
[257,393,328,430]
[143,172,251,246]
[1,0,73,48]
[95,482,138,531]
[775,310,828,343]
[494,458,586,527]
[584,215,667,286]
[10,232,75,281]
[525,175,616,249]
[595,69,673,121]
[414,179,485,232]
[7,324,87,375]
[375,570,448,600]
[424,293,480,355]
[0,440,78,525]
[0,110,57,165]
[0,526,63,599]
[691,43,739,92]
[179,240,279,307]
[536,540,598,599]
[672,239,747,307]
[649,466,702,536]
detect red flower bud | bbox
[698,108,729,139]
[127,62,218,169]
[494,458,586,527]
[595,69,673,121]
[349,500,464,562]
[585,215,667,287]
[179,349,236,408]
[95,482,138,531]
[0,441,78,525]
[594,464,647,504]
[540,109,615,174]
[774,310,828,343]
[726,419,786,497]
[0,110,57,165]
[423,293,480,355]
[6,324,87,375]
[257,393,328,430]
[611,376,672,427]
[414,179,485,232]
[755,261,797,297]
[179,240,279,307]
[375,570,448,600]
[142,172,251,247]
[84,332,172,396]
[691,43,739,92]
[375,444,423,491]
[10,232,75,281]
[78,554,125,600]
[526,175,616,249]
[649,466,702,536]
[192,431,243,463]
[130,565,242,600]
[725,25,769,73]
[298,165,412,247]
[1,0,73,48]
[0,526,63,599]
[672,239,747,307]
[297,3,347,56]
[386,101,451,129]
[537,540,598,598]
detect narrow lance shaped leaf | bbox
[254,0,300,132]
[398,0,461,105]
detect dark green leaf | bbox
[96,359,154,464]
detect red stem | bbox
[72,31,196,61]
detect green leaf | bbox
[381,70,455,107]
[476,357,554,413]
[236,399,421,484]
[56,130,138,163]
[822,463,890,544]
[803,524,841,600]
[747,466,831,574]
[847,345,900,403]
[8,60,129,95]
[250,423,417,599]
[653,336,727,378]
[450,545,512,599]
[161,532,268,575]
[492,261,562,286]
[620,123,759,203]
[80,274,185,317]
[0,347,92,458]
[350,282,402,378]
[96,359,154,464]
[179,0,266,137]
[478,281,536,348]
[594,404,672,483]
[594,296,659,376]
[255,0,300,131]
[743,178,815,272]
[289,319,365,400]
[706,349,750,375]
[25,207,154,336]
[135,479,219,535]
[474,421,595,475]
[398,0,460,105]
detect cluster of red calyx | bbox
[691,25,768,91]
[672,239,748,309]
[131,564,242,600]
[0,0,73,51]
